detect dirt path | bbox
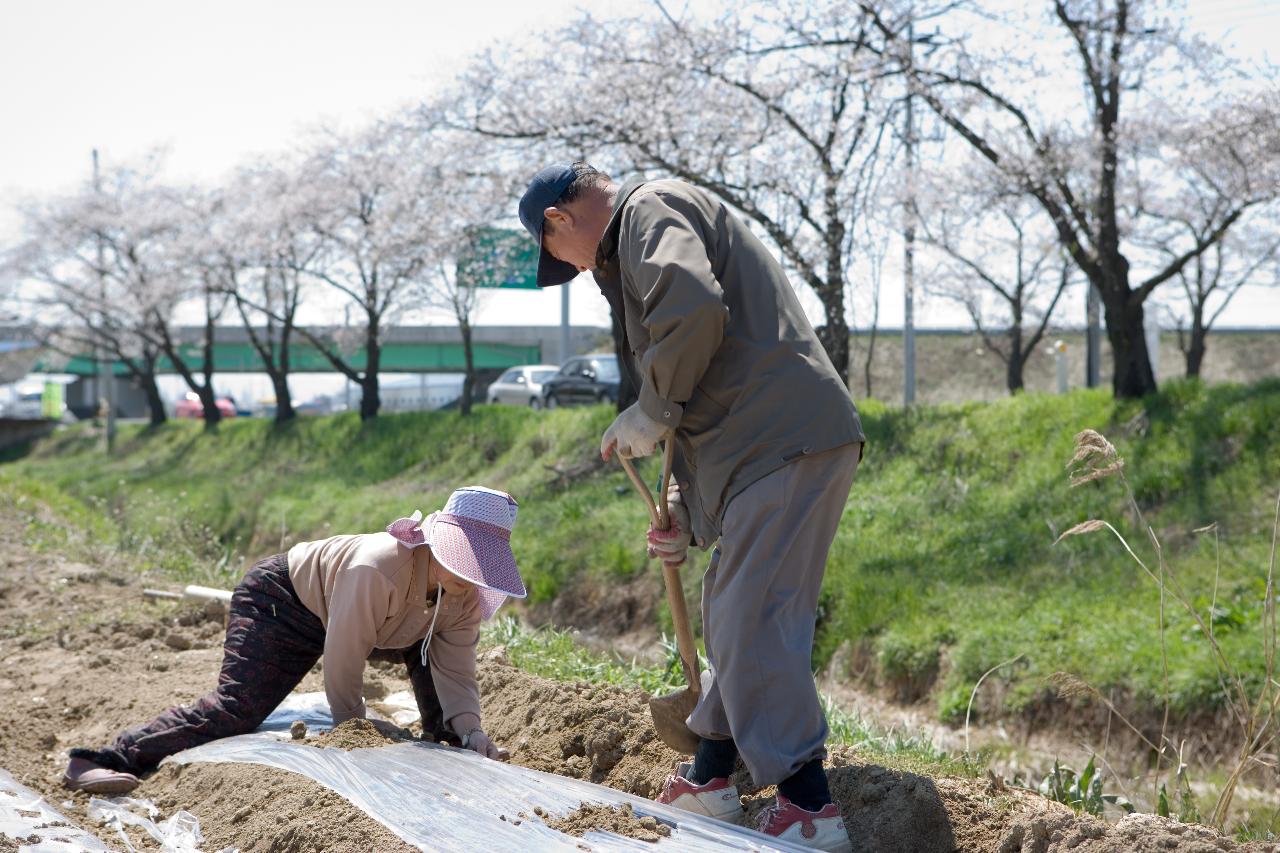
[1,504,1276,852]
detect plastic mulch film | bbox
[0,767,113,852]
[163,692,811,852]
[85,796,215,853]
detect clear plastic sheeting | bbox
[0,767,112,853]
[371,690,421,727]
[247,690,341,740]
[86,796,209,853]
[165,692,809,852]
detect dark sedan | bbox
[542,354,621,408]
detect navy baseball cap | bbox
[519,164,582,287]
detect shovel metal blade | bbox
[649,687,701,754]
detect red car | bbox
[174,392,237,419]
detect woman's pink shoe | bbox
[62,757,139,794]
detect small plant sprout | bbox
[1033,756,1135,818]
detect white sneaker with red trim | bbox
[755,794,851,852]
[656,762,744,824]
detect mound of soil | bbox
[733,756,1278,853]
[310,718,414,751]
[477,646,1280,852]
[477,652,682,798]
[544,801,671,843]
[145,761,417,853]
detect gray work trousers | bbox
[687,442,860,786]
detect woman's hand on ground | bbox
[464,729,510,761]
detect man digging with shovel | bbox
[520,163,865,852]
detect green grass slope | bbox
[4,376,1278,725]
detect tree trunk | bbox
[271,372,295,422]
[359,373,379,420]
[139,369,166,427]
[863,329,877,399]
[1185,306,1207,378]
[1006,321,1025,394]
[459,320,475,417]
[817,294,850,389]
[1100,285,1157,398]
[1006,349,1026,394]
[818,205,851,388]
[360,326,380,421]
[237,296,296,424]
[198,297,222,430]
[160,347,222,429]
[275,321,295,422]
[197,385,222,430]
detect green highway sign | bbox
[458,226,539,290]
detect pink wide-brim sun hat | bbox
[386,486,526,619]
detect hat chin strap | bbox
[419,512,447,667]
[420,582,443,667]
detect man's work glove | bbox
[601,403,668,460]
[648,481,692,568]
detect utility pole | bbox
[92,149,117,452]
[902,17,917,407]
[1054,340,1068,394]
[1085,283,1101,387]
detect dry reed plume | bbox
[1055,428,1280,830]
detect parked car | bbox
[541,354,621,408]
[174,392,237,419]
[3,387,47,419]
[2,380,68,420]
[486,364,560,409]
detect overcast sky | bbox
[2,0,1276,336]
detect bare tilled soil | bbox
[544,802,671,842]
[1,509,1277,852]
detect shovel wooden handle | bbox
[619,441,698,695]
[618,440,674,531]
[663,561,702,696]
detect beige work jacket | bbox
[287,533,481,725]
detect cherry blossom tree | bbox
[12,157,243,429]
[862,0,1280,397]
[400,117,530,417]
[1156,209,1279,377]
[7,159,177,426]
[150,187,238,429]
[420,253,490,417]
[207,164,313,423]
[918,163,1072,393]
[278,121,440,421]
[448,0,906,386]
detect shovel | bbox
[619,440,703,754]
